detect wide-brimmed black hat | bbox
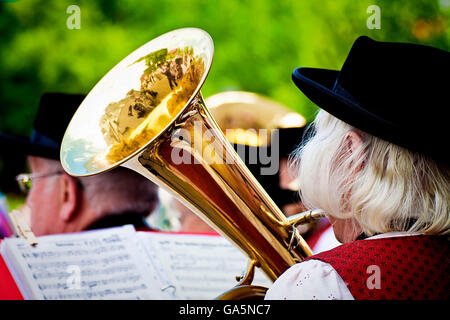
[0,93,86,160]
[292,36,449,163]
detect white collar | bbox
[365,232,423,240]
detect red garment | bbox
[305,235,449,300]
[0,249,23,300]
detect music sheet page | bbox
[138,232,272,299]
[1,225,168,300]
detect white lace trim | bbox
[264,259,354,300]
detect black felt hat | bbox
[292,36,450,163]
[0,93,86,160]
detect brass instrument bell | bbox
[60,28,323,299]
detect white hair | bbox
[291,110,450,236]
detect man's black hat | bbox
[292,36,449,163]
[0,93,85,160]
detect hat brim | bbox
[292,67,408,150]
[0,133,59,160]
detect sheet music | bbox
[1,225,168,300]
[138,232,272,299]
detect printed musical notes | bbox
[1,226,272,300]
[137,232,272,299]
[1,226,168,300]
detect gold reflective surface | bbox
[103,48,205,164]
[61,28,213,176]
[206,91,306,147]
[61,28,315,297]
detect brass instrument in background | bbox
[60,28,325,299]
[207,90,307,147]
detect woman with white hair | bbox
[265,36,449,300]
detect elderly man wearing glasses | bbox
[0,93,159,236]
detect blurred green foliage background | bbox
[0,0,449,198]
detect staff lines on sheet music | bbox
[32,263,138,280]
[42,283,149,300]
[167,241,232,248]
[15,233,125,249]
[169,262,242,269]
[3,226,171,300]
[37,273,143,291]
[180,285,231,293]
[20,244,127,259]
[175,274,240,282]
[25,253,131,270]
[3,227,272,300]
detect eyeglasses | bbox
[15,171,64,193]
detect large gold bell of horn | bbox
[60,28,323,299]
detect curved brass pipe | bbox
[60,28,325,299]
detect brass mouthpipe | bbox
[285,209,327,227]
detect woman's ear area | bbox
[343,129,367,178]
[59,173,80,221]
[345,130,364,154]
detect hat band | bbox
[30,130,59,150]
[332,80,361,108]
